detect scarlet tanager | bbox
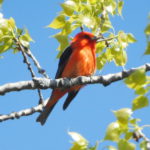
[36,31,100,125]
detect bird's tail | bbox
[36,90,66,125]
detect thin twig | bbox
[15,39,44,105]
[37,89,44,105]
[0,99,48,122]
[138,130,150,150]
[25,48,49,78]
[96,35,118,43]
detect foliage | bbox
[0,13,33,56]
[48,0,136,69]
[124,69,150,110]
[68,107,148,150]
[69,132,98,150]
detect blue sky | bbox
[0,0,150,150]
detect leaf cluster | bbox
[48,0,136,68]
[96,31,136,69]
[0,13,33,56]
[124,69,150,111]
[68,107,148,150]
[68,132,98,150]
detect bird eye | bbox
[83,35,90,39]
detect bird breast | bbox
[62,46,96,78]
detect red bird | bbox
[36,31,100,125]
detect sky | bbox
[0,0,150,150]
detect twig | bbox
[138,130,150,150]
[19,44,36,78]
[37,89,44,105]
[80,26,84,32]
[96,35,118,43]
[25,48,49,78]
[0,63,150,95]
[0,99,48,122]
[15,39,44,105]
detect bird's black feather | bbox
[63,91,79,110]
[55,46,73,79]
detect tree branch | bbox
[0,63,150,95]
[0,99,48,122]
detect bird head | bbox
[71,31,100,47]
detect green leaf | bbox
[118,31,128,48]
[8,17,16,29]
[80,15,96,29]
[101,19,112,33]
[62,21,72,35]
[105,48,114,62]
[144,41,150,55]
[0,19,9,33]
[19,29,33,47]
[118,1,124,16]
[104,0,117,15]
[124,69,146,90]
[132,95,149,111]
[130,118,141,125]
[0,0,3,7]
[140,141,147,150]
[144,24,150,35]
[111,47,127,66]
[0,39,13,54]
[61,0,77,16]
[17,28,23,36]
[68,132,88,150]
[117,50,127,66]
[88,0,97,4]
[79,3,92,15]
[53,32,69,53]
[48,15,66,29]
[127,33,136,43]
[113,108,132,124]
[96,42,106,54]
[96,53,107,70]
[88,143,98,150]
[125,132,133,140]
[107,146,117,150]
[135,87,148,95]
[104,122,121,142]
[118,139,135,150]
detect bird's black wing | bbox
[63,91,79,110]
[55,46,73,79]
[55,46,79,111]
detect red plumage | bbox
[36,31,99,125]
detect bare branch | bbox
[15,38,45,104]
[96,35,118,43]
[0,63,150,95]
[26,49,49,78]
[20,45,36,78]
[0,99,48,122]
